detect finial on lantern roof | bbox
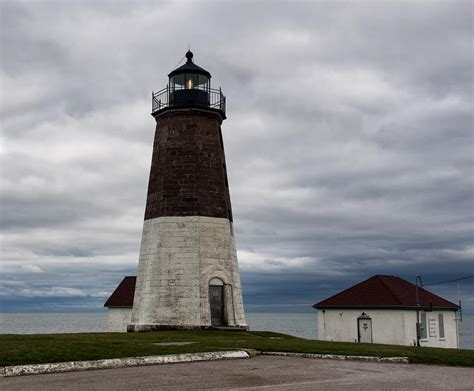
[186,50,193,63]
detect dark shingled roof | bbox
[313,275,459,310]
[168,60,211,78]
[168,51,211,78]
[104,276,136,307]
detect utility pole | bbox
[456,282,462,349]
[415,274,423,347]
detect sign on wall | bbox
[428,318,437,337]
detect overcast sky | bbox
[1,0,473,313]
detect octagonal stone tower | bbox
[128,51,247,331]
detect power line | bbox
[172,54,186,69]
[422,275,474,287]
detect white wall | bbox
[317,308,458,348]
[419,310,458,349]
[108,308,132,332]
[130,216,246,330]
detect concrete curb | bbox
[262,351,410,364]
[0,350,250,378]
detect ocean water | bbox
[1,312,472,349]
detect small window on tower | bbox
[223,164,228,188]
[218,126,224,149]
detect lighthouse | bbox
[127,51,247,331]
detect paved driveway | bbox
[1,356,473,390]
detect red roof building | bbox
[313,275,459,348]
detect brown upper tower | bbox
[146,51,232,221]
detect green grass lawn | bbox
[1,330,473,367]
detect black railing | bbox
[152,86,226,115]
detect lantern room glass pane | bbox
[185,73,199,90]
[171,74,185,90]
[196,75,209,91]
[171,74,209,91]
[438,314,445,339]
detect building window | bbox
[428,318,437,337]
[218,126,224,150]
[223,164,228,188]
[421,312,427,339]
[438,314,445,339]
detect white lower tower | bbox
[129,216,246,330]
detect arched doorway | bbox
[209,278,225,326]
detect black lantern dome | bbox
[152,51,226,117]
[168,50,211,108]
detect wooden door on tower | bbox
[209,285,224,326]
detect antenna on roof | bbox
[457,283,462,323]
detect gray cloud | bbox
[1,0,472,313]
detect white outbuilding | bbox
[313,275,460,348]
